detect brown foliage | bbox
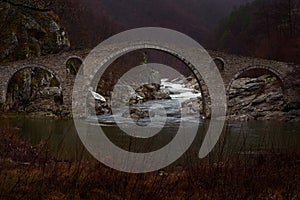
[0,123,300,199]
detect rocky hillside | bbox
[0,1,70,62]
[228,75,299,122]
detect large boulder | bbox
[0,1,70,62]
[228,74,300,121]
[135,83,171,101]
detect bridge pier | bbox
[0,49,298,119]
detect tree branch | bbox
[0,0,51,12]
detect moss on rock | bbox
[0,1,70,62]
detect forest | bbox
[213,0,300,63]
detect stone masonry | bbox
[0,47,299,118]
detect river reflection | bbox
[1,117,299,162]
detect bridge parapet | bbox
[0,48,298,114]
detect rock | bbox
[185,76,199,90]
[245,83,261,92]
[256,103,282,112]
[228,75,290,121]
[266,92,283,103]
[229,94,256,107]
[251,94,267,105]
[112,85,136,106]
[36,87,61,98]
[94,99,112,115]
[260,111,286,121]
[181,97,203,115]
[230,114,254,121]
[171,76,188,84]
[0,1,70,62]
[152,90,171,100]
[283,101,300,112]
[121,107,149,119]
[135,83,171,102]
[257,74,272,81]
[288,109,300,116]
[143,84,158,90]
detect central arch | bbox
[73,28,228,173]
[2,63,63,104]
[87,43,213,117]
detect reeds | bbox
[0,122,299,199]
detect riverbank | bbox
[0,110,72,120]
[227,75,300,122]
[0,125,299,199]
[1,74,299,122]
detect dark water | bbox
[1,115,299,162]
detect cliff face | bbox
[0,1,70,62]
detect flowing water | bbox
[1,78,299,163]
[1,118,299,162]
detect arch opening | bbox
[212,57,225,71]
[90,47,211,120]
[66,57,83,76]
[227,66,285,121]
[3,65,63,113]
[84,47,210,153]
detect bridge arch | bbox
[86,43,217,117]
[227,65,285,94]
[2,63,63,104]
[65,56,83,76]
[212,57,225,71]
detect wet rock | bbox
[143,84,157,90]
[185,76,199,90]
[283,101,300,112]
[152,89,171,100]
[111,85,137,108]
[266,92,283,103]
[228,75,290,121]
[229,94,256,107]
[36,87,61,98]
[181,97,203,115]
[95,102,112,115]
[230,114,255,121]
[257,111,286,121]
[136,83,171,102]
[251,94,267,105]
[288,109,300,116]
[121,107,150,119]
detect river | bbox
[1,78,299,163]
[1,118,299,162]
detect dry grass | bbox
[0,123,299,200]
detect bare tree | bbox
[0,0,52,12]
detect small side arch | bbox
[227,65,285,95]
[65,56,83,76]
[212,57,225,71]
[3,63,63,104]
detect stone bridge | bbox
[0,50,89,107]
[0,46,299,117]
